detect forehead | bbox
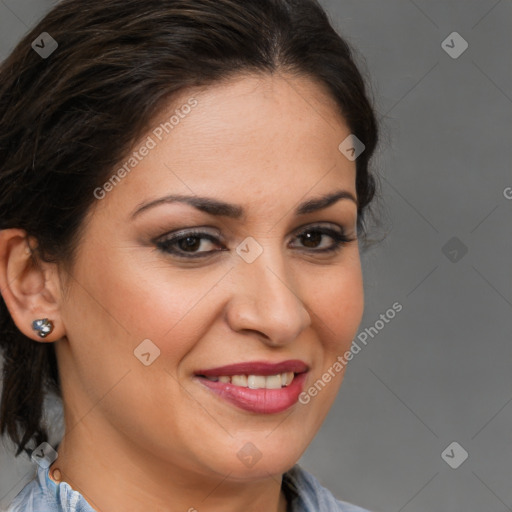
[93,73,357,221]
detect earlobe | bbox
[0,228,65,343]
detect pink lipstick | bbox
[194,359,309,414]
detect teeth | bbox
[282,372,293,386]
[247,375,265,389]
[265,374,282,389]
[204,372,295,389]
[231,375,248,387]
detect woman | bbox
[0,0,380,510]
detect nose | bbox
[225,244,312,346]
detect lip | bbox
[195,372,308,414]
[194,359,309,377]
[194,359,310,414]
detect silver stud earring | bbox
[32,318,54,338]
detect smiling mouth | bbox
[197,372,295,389]
[194,370,309,414]
[193,359,309,413]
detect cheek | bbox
[72,244,216,343]
[58,253,212,428]
[59,253,194,396]
[306,259,364,352]
[292,265,363,444]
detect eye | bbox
[290,224,356,253]
[154,223,356,259]
[155,229,224,259]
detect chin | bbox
[203,438,305,482]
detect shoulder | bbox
[4,464,94,512]
[4,470,49,512]
[282,464,373,512]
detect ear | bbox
[0,228,66,343]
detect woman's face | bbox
[55,73,364,481]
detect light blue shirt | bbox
[6,463,373,512]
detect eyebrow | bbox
[130,188,357,220]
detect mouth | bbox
[194,360,309,414]
[198,372,296,389]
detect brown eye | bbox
[155,230,224,258]
[291,225,356,253]
[299,231,323,248]
[154,224,356,260]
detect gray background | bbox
[0,1,511,511]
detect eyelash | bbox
[154,224,356,259]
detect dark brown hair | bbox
[0,0,380,458]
